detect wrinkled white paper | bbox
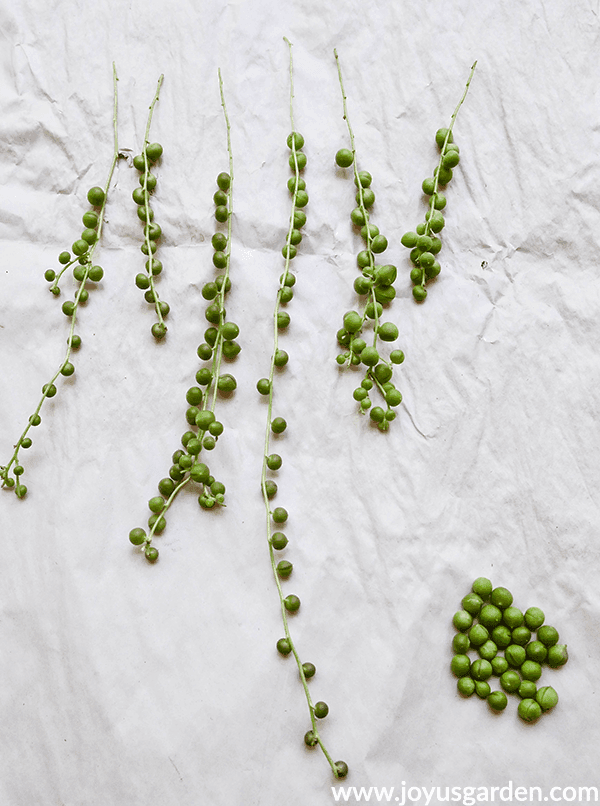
[1,1,598,804]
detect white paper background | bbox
[1,1,599,804]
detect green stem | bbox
[142,74,165,328]
[282,39,301,270]
[334,49,376,269]
[142,70,234,550]
[335,49,380,342]
[51,64,120,295]
[424,61,477,241]
[208,68,234,414]
[335,49,390,423]
[259,37,342,780]
[1,64,121,495]
[50,256,79,293]
[145,475,191,547]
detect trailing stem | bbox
[257,37,347,780]
[334,49,404,430]
[129,71,238,562]
[334,50,380,335]
[402,61,477,301]
[1,63,121,497]
[133,75,168,339]
[425,61,477,236]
